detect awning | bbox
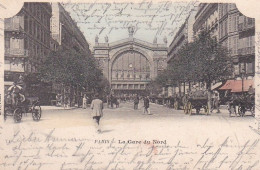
[211,82,223,90]
[219,79,254,92]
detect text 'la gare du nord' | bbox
[94,139,167,144]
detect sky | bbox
[62,1,198,49]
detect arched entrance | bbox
[111,50,151,96]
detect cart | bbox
[183,90,209,115]
[4,97,42,123]
[236,94,255,117]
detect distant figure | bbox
[56,94,62,106]
[211,90,220,113]
[82,95,87,109]
[248,85,255,95]
[90,94,104,133]
[114,97,119,108]
[134,95,139,110]
[143,96,151,115]
[106,95,109,108]
[228,93,238,117]
[110,94,114,108]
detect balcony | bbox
[238,46,255,56]
[238,23,255,32]
[5,48,29,57]
[4,17,24,32]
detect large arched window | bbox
[112,51,150,81]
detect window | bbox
[240,63,245,73]
[233,36,238,55]
[4,60,11,71]
[248,18,253,25]
[10,38,21,49]
[24,38,28,49]
[24,15,28,32]
[5,37,10,48]
[234,64,239,75]
[246,62,253,74]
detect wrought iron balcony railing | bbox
[5,48,29,57]
[237,46,255,56]
[4,17,24,32]
[238,23,255,32]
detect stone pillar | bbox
[103,58,109,82]
[153,59,159,78]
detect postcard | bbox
[0,0,260,169]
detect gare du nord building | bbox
[93,27,168,96]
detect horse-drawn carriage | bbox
[183,90,209,115]
[227,93,254,117]
[4,83,42,123]
[4,95,42,123]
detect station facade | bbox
[93,27,168,96]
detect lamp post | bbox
[241,68,245,95]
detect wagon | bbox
[4,97,42,123]
[229,94,255,117]
[183,90,209,115]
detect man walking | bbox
[143,96,151,115]
[90,94,104,133]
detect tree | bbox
[167,31,232,90]
[39,49,106,106]
[163,31,232,110]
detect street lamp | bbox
[241,68,245,94]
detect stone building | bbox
[93,27,168,96]
[51,3,90,54]
[192,3,255,92]
[4,3,52,95]
[193,3,219,40]
[167,8,197,96]
[217,3,255,92]
[50,3,92,105]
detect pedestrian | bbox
[143,96,151,115]
[114,97,119,108]
[211,90,220,113]
[82,95,87,109]
[248,85,255,95]
[106,95,110,108]
[228,93,238,117]
[110,94,114,108]
[134,95,139,110]
[90,94,104,133]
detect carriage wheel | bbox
[13,108,22,123]
[250,106,255,117]
[238,105,245,117]
[204,105,209,115]
[4,107,12,121]
[32,105,42,121]
[187,102,192,115]
[174,101,179,110]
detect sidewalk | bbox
[41,105,80,111]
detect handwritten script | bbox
[62,1,199,46]
[0,128,259,170]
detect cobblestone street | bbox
[4,102,257,140]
